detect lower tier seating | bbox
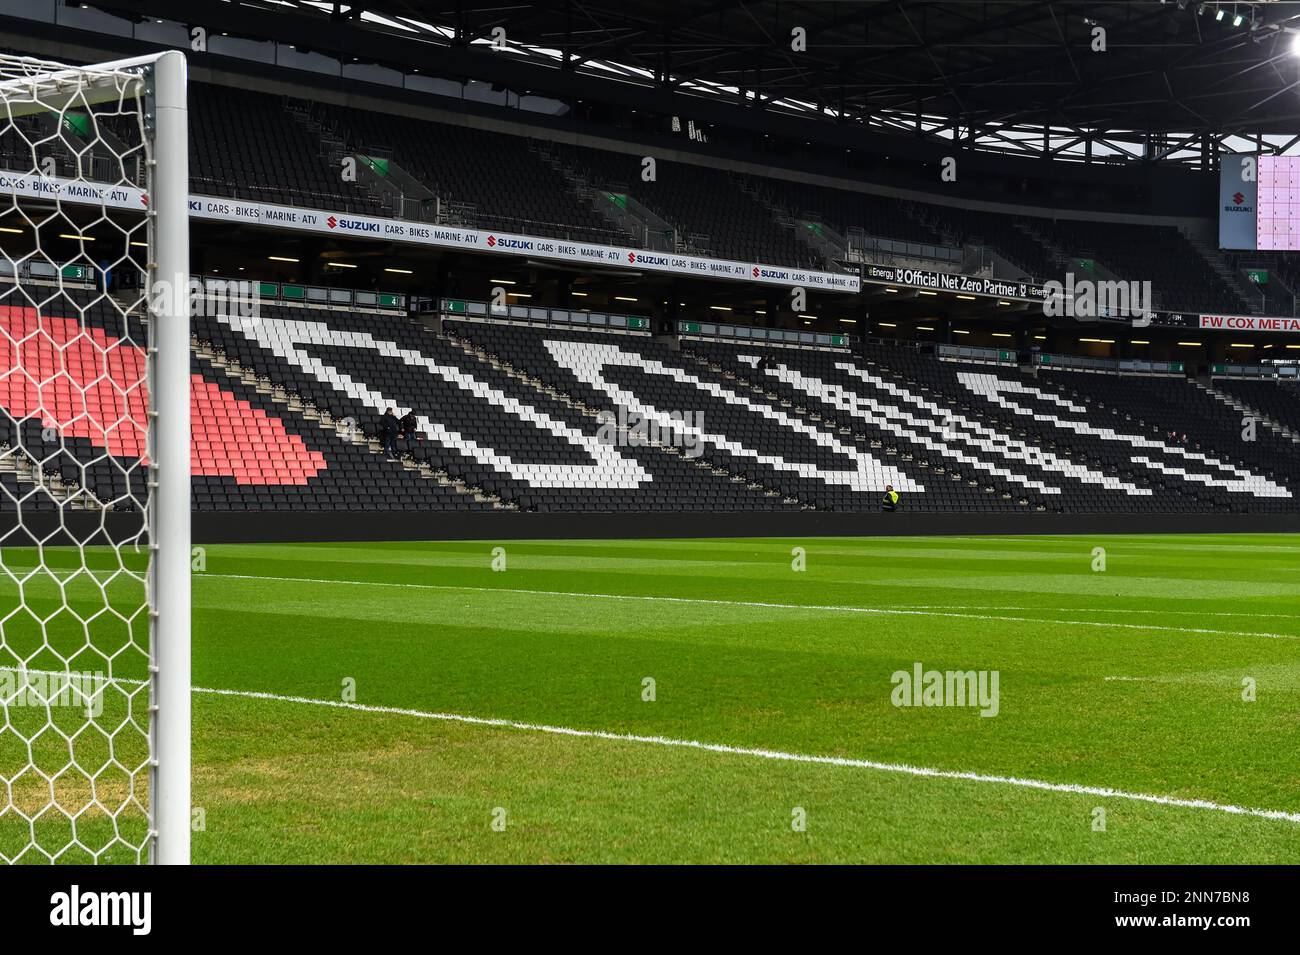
[2,292,1297,514]
[676,337,1298,513]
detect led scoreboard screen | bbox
[1257,156,1300,251]
[1220,154,1300,250]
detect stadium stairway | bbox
[1196,379,1300,445]
[0,440,91,512]
[191,340,510,509]
[1185,236,1264,314]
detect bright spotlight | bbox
[1292,33,1300,56]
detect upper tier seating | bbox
[1034,219,1244,314]
[541,143,819,266]
[188,86,384,215]
[331,105,620,245]
[0,65,1268,314]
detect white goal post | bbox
[0,50,189,864]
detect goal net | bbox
[0,51,189,864]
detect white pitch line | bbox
[203,572,1300,640]
[1104,675,1225,686]
[192,684,1300,825]
[8,568,1299,636]
[4,665,1294,825]
[892,604,1300,620]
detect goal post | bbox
[148,49,192,868]
[0,50,190,864]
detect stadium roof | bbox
[89,0,1300,164]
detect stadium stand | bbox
[187,352,491,513]
[0,34,1293,525]
[445,320,905,507]
[187,84,1260,312]
[1032,367,1297,512]
[0,286,494,514]
[2,270,1295,517]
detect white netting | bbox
[0,54,156,863]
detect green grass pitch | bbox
[4,533,1300,863]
